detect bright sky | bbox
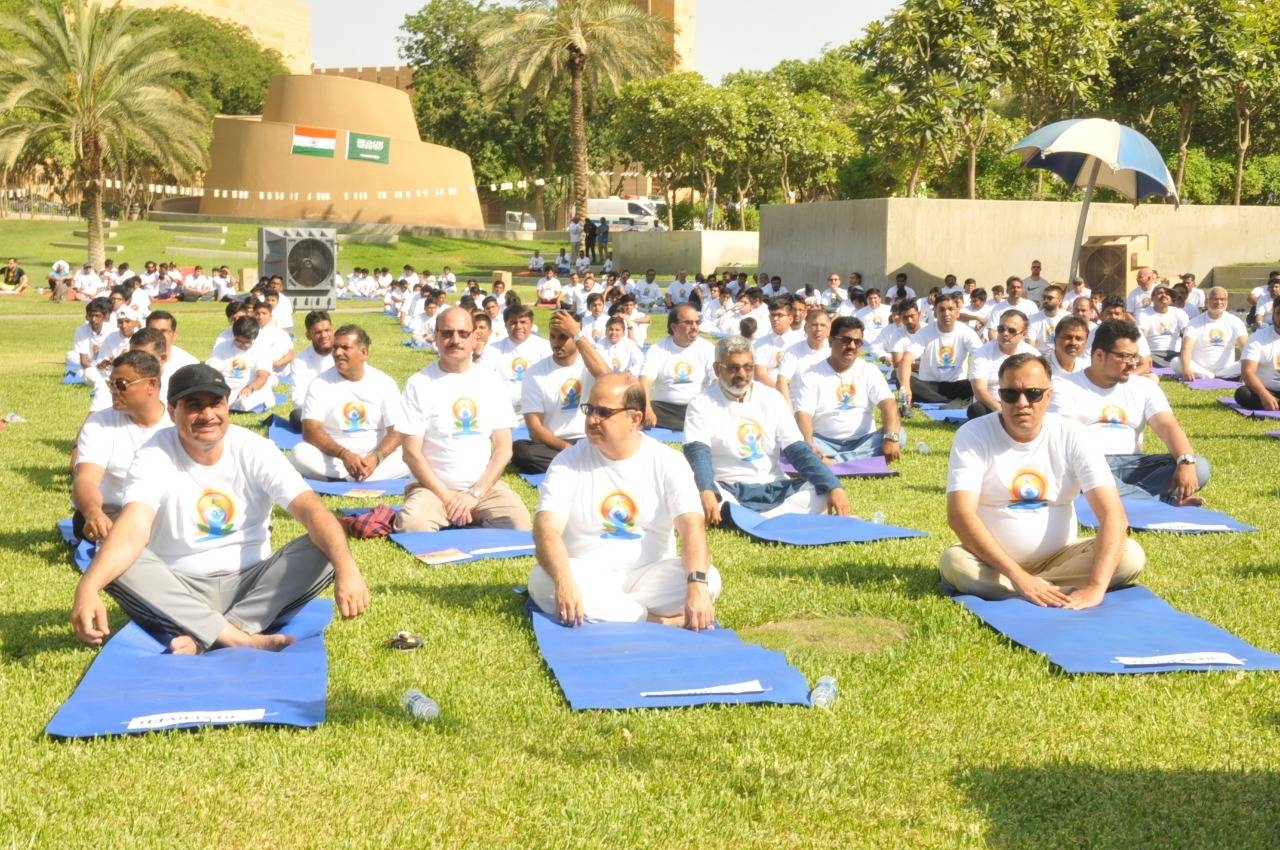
[305,0,899,83]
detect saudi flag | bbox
[291,126,337,158]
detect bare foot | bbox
[243,633,296,652]
[1177,495,1206,507]
[169,634,203,655]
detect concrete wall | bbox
[312,66,415,94]
[198,75,484,229]
[760,197,1280,293]
[613,230,759,276]
[117,0,311,73]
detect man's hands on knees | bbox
[684,582,715,631]
[81,510,113,543]
[1010,570,1072,608]
[826,488,851,516]
[555,579,585,627]
[71,588,110,646]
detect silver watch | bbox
[467,485,485,498]
[1175,453,1196,465]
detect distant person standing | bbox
[596,218,610,260]
[568,215,582,260]
[584,217,599,263]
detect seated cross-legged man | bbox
[1235,298,1280,411]
[206,316,276,413]
[395,307,532,533]
[70,364,370,654]
[1174,286,1248,382]
[1050,319,1210,505]
[966,309,1037,419]
[940,352,1145,609]
[291,325,408,482]
[493,304,553,412]
[528,373,721,628]
[512,311,610,474]
[683,336,849,524]
[897,294,983,407]
[639,304,716,431]
[792,317,905,463]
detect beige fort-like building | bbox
[116,0,313,74]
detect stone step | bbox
[172,235,226,246]
[159,223,229,234]
[335,233,399,245]
[163,246,255,260]
[49,241,124,253]
[72,230,118,239]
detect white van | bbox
[586,197,664,231]
[505,211,537,231]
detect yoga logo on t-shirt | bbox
[1097,405,1128,427]
[195,489,237,539]
[1008,469,1048,509]
[451,398,481,436]
[342,401,368,431]
[936,345,956,369]
[835,382,858,410]
[509,357,529,383]
[672,361,694,384]
[773,349,784,367]
[736,419,766,461]
[599,490,641,539]
[559,378,583,410]
[228,358,247,380]
[1207,328,1225,347]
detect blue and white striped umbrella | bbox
[1010,117,1178,205]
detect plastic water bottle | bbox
[916,441,930,455]
[401,689,440,722]
[897,389,913,419]
[810,676,837,709]
[870,511,886,525]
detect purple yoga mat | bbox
[780,456,898,478]
[1181,378,1242,391]
[1217,398,1280,420]
[1268,431,1280,440]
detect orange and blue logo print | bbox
[772,349,784,367]
[1008,469,1048,510]
[835,382,857,410]
[936,345,956,369]
[599,490,641,539]
[672,361,694,384]
[341,400,368,431]
[611,356,623,372]
[1098,405,1128,427]
[452,397,481,436]
[195,489,237,540]
[510,357,530,383]
[736,419,766,461]
[559,378,583,410]
[228,358,246,380]
[1207,328,1225,347]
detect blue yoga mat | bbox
[642,426,684,443]
[1074,494,1255,533]
[55,518,95,570]
[511,425,530,442]
[1269,431,1280,440]
[917,405,968,423]
[726,502,926,545]
[305,477,411,497]
[952,586,1280,674]
[62,371,85,385]
[781,456,898,478]
[528,602,812,709]
[517,471,545,488]
[389,528,536,565]
[264,414,304,452]
[46,599,332,738]
[1217,397,1280,419]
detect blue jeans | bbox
[1105,453,1211,504]
[812,428,907,462]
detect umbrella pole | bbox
[1068,159,1101,285]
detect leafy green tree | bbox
[0,1,208,266]
[1212,0,1280,204]
[474,0,673,221]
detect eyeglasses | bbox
[997,387,1049,404]
[831,335,864,348]
[718,362,754,374]
[109,376,150,393]
[579,403,638,420]
[995,325,1024,335]
[1104,349,1140,365]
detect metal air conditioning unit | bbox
[1077,235,1154,301]
[258,227,337,311]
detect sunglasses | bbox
[995,325,1024,335]
[997,387,1049,404]
[579,403,638,419]
[831,335,864,348]
[109,376,150,393]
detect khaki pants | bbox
[395,480,532,533]
[939,537,1146,600]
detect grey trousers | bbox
[105,535,334,649]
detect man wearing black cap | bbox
[71,363,370,654]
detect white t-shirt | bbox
[792,358,893,439]
[183,274,211,294]
[493,335,554,408]
[778,338,830,383]
[255,323,294,370]
[753,330,804,382]
[537,436,700,568]
[1185,311,1247,375]
[301,365,402,455]
[1049,369,1173,454]
[521,356,594,440]
[290,345,335,408]
[582,313,608,344]
[1021,275,1051,301]
[599,337,645,376]
[1127,285,1155,315]
[1137,306,1189,353]
[905,323,983,382]
[1026,310,1064,354]
[273,293,295,329]
[74,271,104,297]
[398,363,518,490]
[634,281,663,311]
[948,412,1113,565]
[207,337,271,393]
[640,336,716,404]
[1241,324,1280,390]
[684,383,801,484]
[123,425,308,577]
[854,304,893,346]
[668,281,694,305]
[538,277,563,301]
[967,340,1039,395]
[77,409,173,507]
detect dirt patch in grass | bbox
[740,616,909,656]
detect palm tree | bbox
[0,1,209,268]
[475,0,673,222]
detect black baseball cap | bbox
[167,363,230,405]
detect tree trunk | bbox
[967,140,978,200]
[84,134,105,269]
[1234,99,1250,206]
[568,50,589,221]
[905,141,925,197]
[1175,99,1196,196]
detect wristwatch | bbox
[1175,453,1196,465]
[686,571,709,585]
[882,432,900,442]
[467,485,485,498]
[574,330,587,342]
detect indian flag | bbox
[291,126,337,158]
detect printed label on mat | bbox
[126,708,266,730]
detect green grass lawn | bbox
[1,292,1279,848]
